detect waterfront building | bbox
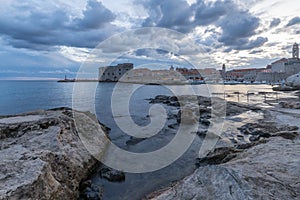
[271,58,288,73]
[225,68,265,82]
[255,71,287,83]
[271,43,300,74]
[98,63,133,81]
[175,68,203,81]
[197,68,221,82]
[117,66,185,84]
[257,43,300,83]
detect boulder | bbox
[99,167,125,182]
[0,108,108,200]
[279,101,300,109]
[177,107,198,125]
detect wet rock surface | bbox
[279,101,300,109]
[149,95,261,118]
[0,108,108,200]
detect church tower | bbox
[292,43,299,59]
[221,64,226,78]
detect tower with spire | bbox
[292,42,299,60]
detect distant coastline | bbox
[57,78,280,86]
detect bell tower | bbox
[292,43,299,59]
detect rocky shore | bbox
[1,93,299,200]
[145,95,300,199]
[0,108,108,200]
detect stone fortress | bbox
[98,63,133,82]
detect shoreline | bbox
[144,93,300,199]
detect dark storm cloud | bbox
[270,18,281,28]
[237,37,268,50]
[140,0,231,33]
[193,0,230,26]
[0,0,120,50]
[139,0,263,51]
[73,0,116,30]
[141,0,194,33]
[217,11,260,46]
[286,16,300,27]
[224,36,268,52]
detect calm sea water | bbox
[0,80,275,116]
[0,80,277,199]
[0,80,74,115]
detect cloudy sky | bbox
[0,0,299,79]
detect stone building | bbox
[271,58,288,73]
[271,43,300,75]
[175,68,203,81]
[98,63,134,81]
[255,72,287,83]
[118,67,187,84]
[256,43,300,83]
[225,68,265,82]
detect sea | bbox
[0,80,277,116]
[0,80,279,199]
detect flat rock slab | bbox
[149,136,300,200]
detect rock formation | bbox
[0,108,108,200]
[148,135,300,200]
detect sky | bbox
[0,0,299,79]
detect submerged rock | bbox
[79,182,103,200]
[279,101,300,109]
[126,136,146,145]
[0,108,108,200]
[99,167,125,182]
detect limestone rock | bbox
[99,167,125,182]
[0,108,108,200]
[279,101,300,109]
[149,136,300,199]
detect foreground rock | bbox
[148,134,300,200]
[99,166,125,182]
[0,108,108,200]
